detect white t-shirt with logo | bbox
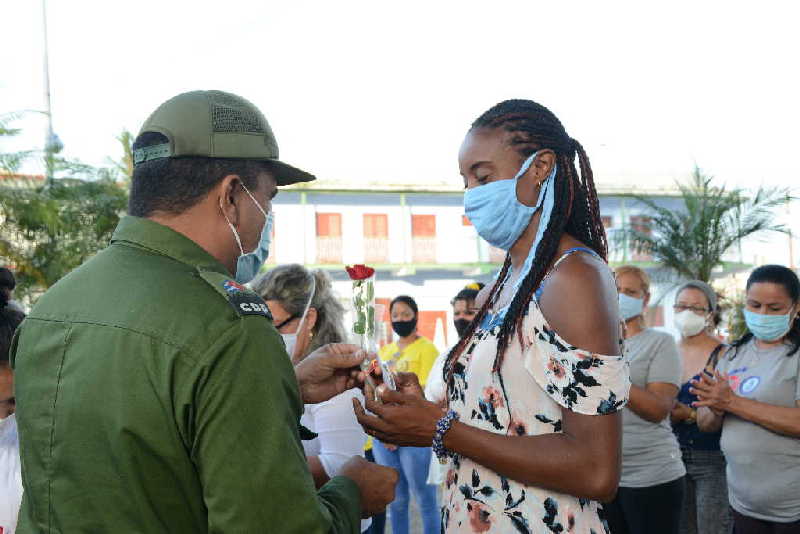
[717,339,800,523]
[0,414,22,534]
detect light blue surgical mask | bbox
[744,308,795,342]
[618,293,644,321]
[221,183,273,284]
[464,153,556,251]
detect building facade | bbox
[266,185,689,352]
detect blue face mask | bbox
[464,153,555,251]
[744,309,795,342]
[221,183,273,284]
[618,293,644,321]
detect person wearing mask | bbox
[1,268,24,534]
[452,283,484,341]
[424,283,485,487]
[696,265,800,533]
[10,91,396,533]
[425,283,485,406]
[355,99,629,533]
[670,280,732,534]
[373,295,439,534]
[253,265,372,532]
[604,265,685,534]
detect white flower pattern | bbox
[442,299,630,533]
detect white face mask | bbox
[674,309,708,338]
[280,276,316,361]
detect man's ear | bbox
[217,174,243,226]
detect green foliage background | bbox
[0,113,131,302]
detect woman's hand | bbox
[353,382,445,447]
[670,401,694,424]
[690,370,734,416]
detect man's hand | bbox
[295,344,367,404]
[340,456,398,518]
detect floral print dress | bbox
[442,296,630,533]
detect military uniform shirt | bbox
[11,216,361,533]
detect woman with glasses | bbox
[670,281,732,534]
[605,265,685,534]
[252,265,372,532]
[695,265,800,533]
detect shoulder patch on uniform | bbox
[197,270,273,319]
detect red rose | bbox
[346,264,375,280]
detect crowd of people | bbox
[0,91,798,534]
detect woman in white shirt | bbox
[252,265,370,531]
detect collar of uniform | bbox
[111,216,230,275]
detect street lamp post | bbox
[42,0,61,184]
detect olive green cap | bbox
[133,90,315,186]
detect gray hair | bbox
[251,264,348,354]
[675,280,718,312]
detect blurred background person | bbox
[1,267,24,534]
[451,283,484,341]
[696,265,800,534]
[1,268,24,314]
[424,282,484,487]
[253,265,372,532]
[425,282,484,406]
[670,280,732,534]
[605,265,685,534]
[375,295,439,534]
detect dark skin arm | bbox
[307,456,330,489]
[355,250,625,502]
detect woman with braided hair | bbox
[355,100,630,533]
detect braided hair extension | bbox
[729,265,800,359]
[445,100,608,384]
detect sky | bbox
[1,0,799,192]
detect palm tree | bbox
[108,129,134,183]
[0,116,129,300]
[0,111,36,174]
[626,166,792,283]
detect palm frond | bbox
[622,166,791,282]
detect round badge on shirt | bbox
[739,376,761,395]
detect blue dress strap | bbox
[534,247,601,300]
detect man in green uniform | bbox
[10,91,396,533]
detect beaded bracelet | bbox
[432,410,459,464]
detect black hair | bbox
[129,132,271,217]
[730,264,800,358]
[452,283,485,305]
[1,268,24,365]
[447,99,607,381]
[390,295,419,318]
[0,268,15,297]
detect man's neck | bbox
[148,208,236,273]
